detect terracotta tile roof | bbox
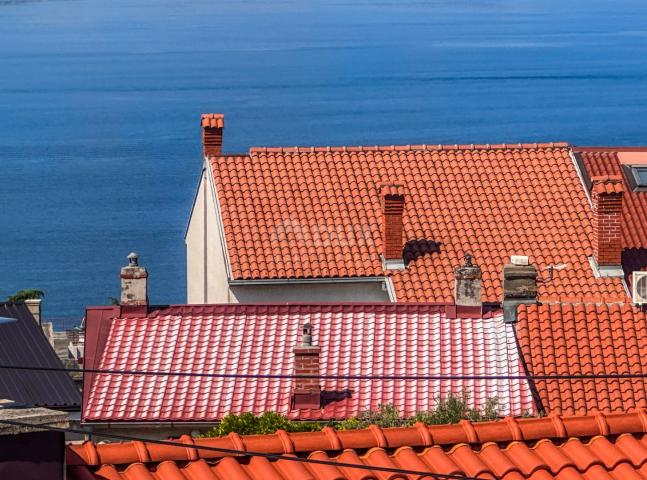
[210,143,627,303]
[578,148,647,250]
[516,303,647,416]
[201,113,224,128]
[67,410,647,479]
[82,304,534,422]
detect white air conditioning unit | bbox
[633,271,647,305]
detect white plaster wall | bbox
[204,169,232,303]
[186,172,207,304]
[229,281,390,303]
[186,168,235,304]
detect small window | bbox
[634,166,647,187]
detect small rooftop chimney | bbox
[381,183,406,270]
[24,299,42,325]
[292,322,321,410]
[591,175,624,276]
[454,253,482,317]
[120,252,148,307]
[201,113,225,158]
[502,257,538,323]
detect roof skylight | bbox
[634,166,647,187]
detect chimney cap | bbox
[510,255,529,266]
[301,322,312,346]
[201,113,224,128]
[127,252,139,267]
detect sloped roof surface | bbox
[83,304,533,422]
[516,303,647,416]
[210,143,626,303]
[578,148,647,250]
[0,303,80,408]
[68,411,647,480]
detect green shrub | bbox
[201,412,323,437]
[201,394,504,437]
[337,403,407,430]
[410,394,499,425]
[6,289,44,303]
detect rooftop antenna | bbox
[538,263,569,283]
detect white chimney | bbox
[120,253,148,306]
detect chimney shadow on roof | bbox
[321,389,352,407]
[623,248,647,286]
[403,239,441,266]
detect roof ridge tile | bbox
[248,142,570,155]
[68,411,647,467]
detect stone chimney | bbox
[120,253,148,307]
[24,299,42,325]
[292,322,321,409]
[381,183,406,269]
[454,253,482,317]
[502,256,538,323]
[591,175,624,276]
[201,113,224,158]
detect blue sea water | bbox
[1,0,647,326]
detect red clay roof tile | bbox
[516,303,647,416]
[67,411,647,480]
[201,113,224,128]
[210,143,627,303]
[83,304,533,422]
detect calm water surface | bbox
[1,0,647,325]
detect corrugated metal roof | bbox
[0,303,80,408]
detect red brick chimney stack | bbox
[381,184,406,265]
[292,322,321,409]
[591,175,624,269]
[201,113,224,158]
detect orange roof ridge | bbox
[67,410,647,467]
[248,142,570,155]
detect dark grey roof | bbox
[0,303,80,408]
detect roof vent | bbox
[633,272,647,305]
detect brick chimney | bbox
[120,252,148,308]
[453,253,482,317]
[201,113,224,158]
[591,175,624,275]
[381,183,406,269]
[292,322,321,410]
[502,256,538,323]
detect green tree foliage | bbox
[201,394,502,437]
[201,412,323,437]
[5,289,44,303]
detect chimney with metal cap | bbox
[292,322,321,409]
[502,255,538,323]
[120,252,148,307]
[454,253,482,317]
[201,113,224,158]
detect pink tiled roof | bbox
[83,304,534,422]
[210,143,627,303]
